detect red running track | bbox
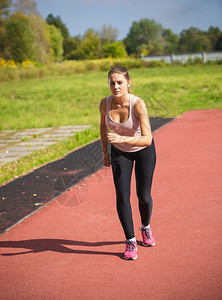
[0,110,221,300]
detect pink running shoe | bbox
[124,241,137,260]
[140,227,155,247]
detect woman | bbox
[99,66,156,260]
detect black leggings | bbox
[111,140,156,240]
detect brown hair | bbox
[108,65,131,93]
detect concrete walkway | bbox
[0,125,91,166]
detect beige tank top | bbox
[105,94,146,152]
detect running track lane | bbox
[0,110,221,300]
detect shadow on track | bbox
[0,239,125,258]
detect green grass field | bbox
[1,64,221,130]
[0,64,222,185]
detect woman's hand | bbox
[107,132,124,144]
[102,152,111,167]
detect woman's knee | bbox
[137,191,152,205]
[116,191,130,205]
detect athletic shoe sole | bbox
[124,255,137,260]
[142,242,155,247]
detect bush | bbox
[0,58,148,81]
[143,60,166,68]
[102,42,127,58]
[97,59,112,71]
[112,58,144,69]
[193,57,204,64]
[172,60,183,66]
[5,57,220,82]
[185,57,203,66]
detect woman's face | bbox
[109,72,130,99]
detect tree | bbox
[208,26,222,50]
[5,12,36,62]
[137,44,149,56]
[11,0,53,63]
[0,0,12,18]
[137,41,163,56]
[63,36,81,60]
[178,27,212,53]
[216,33,222,50]
[71,29,101,60]
[47,24,63,61]
[0,0,12,58]
[122,37,136,56]
[29,14,53,63]
[147,40,164,55]
[124,18,163,55]
[99,25,119,45]
[162,28,179,54]
[13,0,38,16]
[46,13,72,59]
[5,11,54,63]
[46,13,69,39]
[102,41,127,58]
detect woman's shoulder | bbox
[131,94,144,106]
[131,95,147,118]
[99,96,109,113]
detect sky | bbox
[35,0,222,39]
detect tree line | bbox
[1,0,222,64]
